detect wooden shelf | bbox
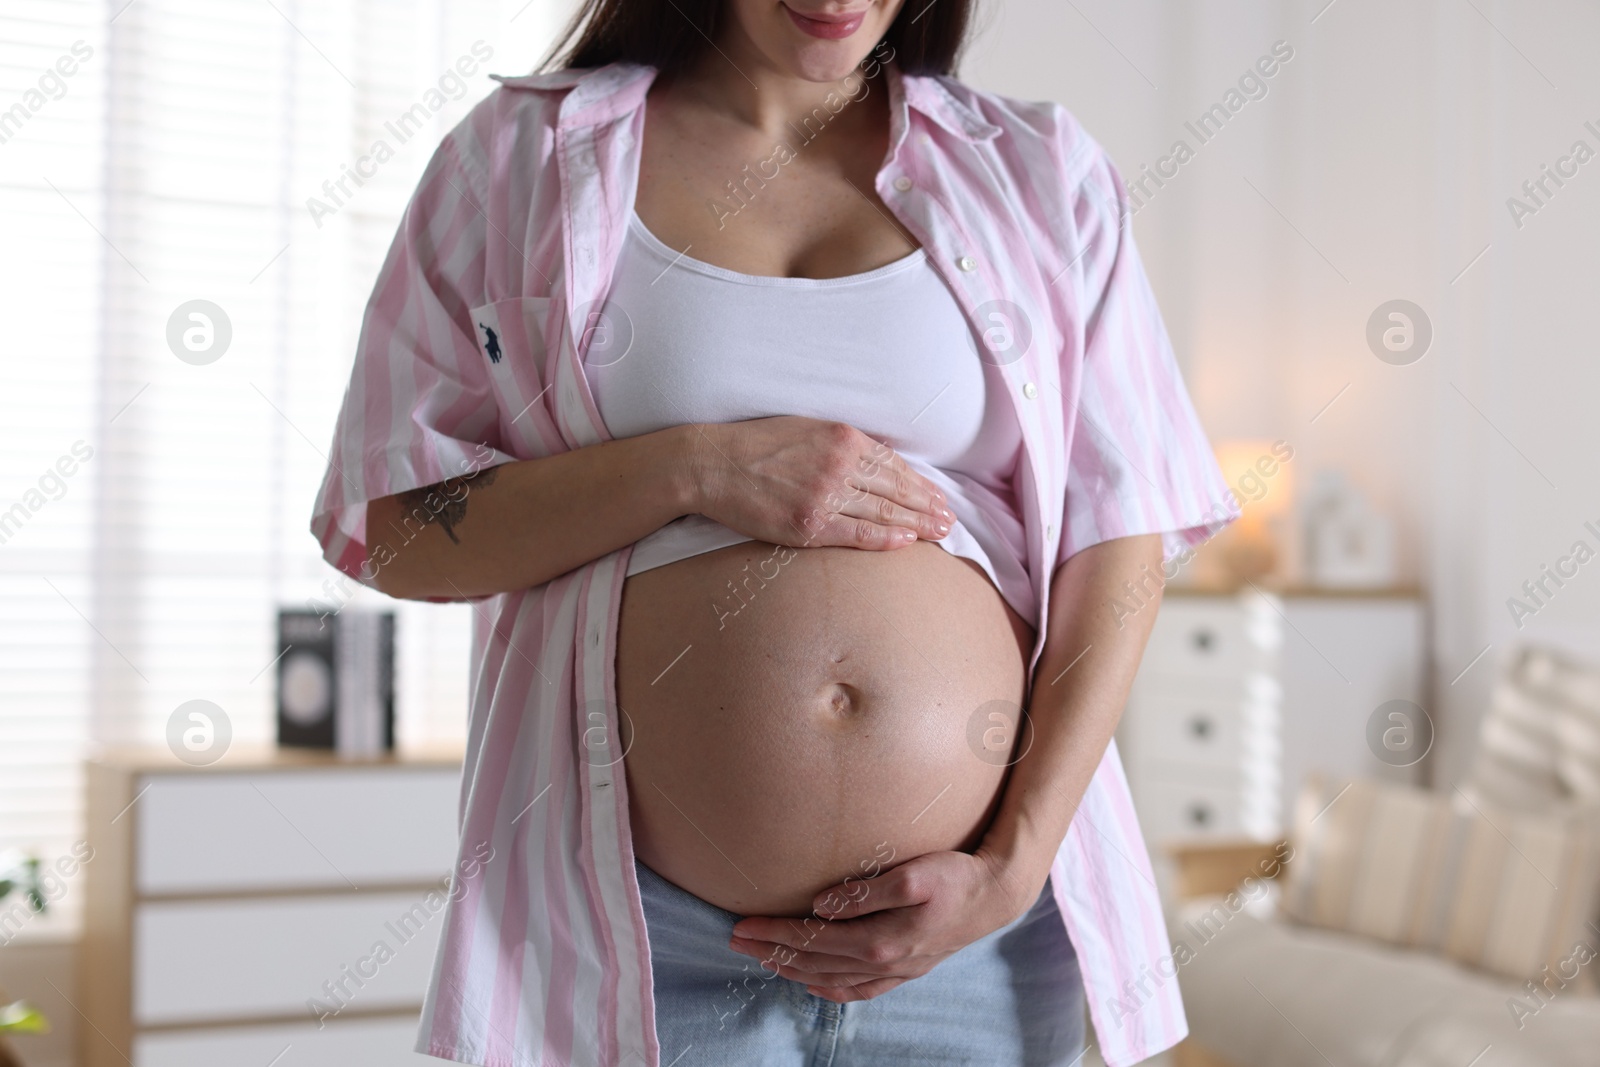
[85,742,464,774]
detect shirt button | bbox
[893,176,913,192]
[1047,523,1055,540]
[957,256,977,272]
[1023,382,1038,399]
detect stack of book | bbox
[276,608,395,754]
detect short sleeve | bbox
[1055,143,1240,569]
[308,130,515,589]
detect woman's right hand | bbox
[687,417,955,550]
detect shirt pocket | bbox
[469,297,568,460]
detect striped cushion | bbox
[1465,645,1600,812]
[1282,775,1600,985]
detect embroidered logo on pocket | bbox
[478,322,502,364]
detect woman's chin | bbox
[768,49,877,85]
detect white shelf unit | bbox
[1119,589,1286,846]
[81,747,463,1067]
[1119,588,1427,854]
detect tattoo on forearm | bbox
[394,465,500,545]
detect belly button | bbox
[825,682,862,717]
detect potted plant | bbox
[0,853,50,1067]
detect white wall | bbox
[963,0,1600,787]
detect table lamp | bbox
[1210,438,1294,584]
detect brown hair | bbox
[536,0,982,78]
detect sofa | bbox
[1164,645,1600,1067]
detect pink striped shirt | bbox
[311,56,1238,1067]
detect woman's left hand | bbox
[725,847,1046,1003]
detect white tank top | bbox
[583,208,1032,621]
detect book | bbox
[276,608,394,753]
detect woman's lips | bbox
[783,3,866,40]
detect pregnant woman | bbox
[311,2,1236,1065]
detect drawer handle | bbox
[1188,714,1214,741]
[1190,628,1215,653]
[1187,802,1213,827]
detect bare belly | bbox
[616,538,1035,917]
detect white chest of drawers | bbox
[1119,588,1427,850]
[82,746,463,1067]
[1118,590,1286,845]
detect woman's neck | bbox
[661,37,887,143]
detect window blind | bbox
[0,0,568,939]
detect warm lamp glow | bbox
[1213,438,1294,523]
[1208,438,1295,583]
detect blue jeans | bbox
[637,859,1086,1066]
